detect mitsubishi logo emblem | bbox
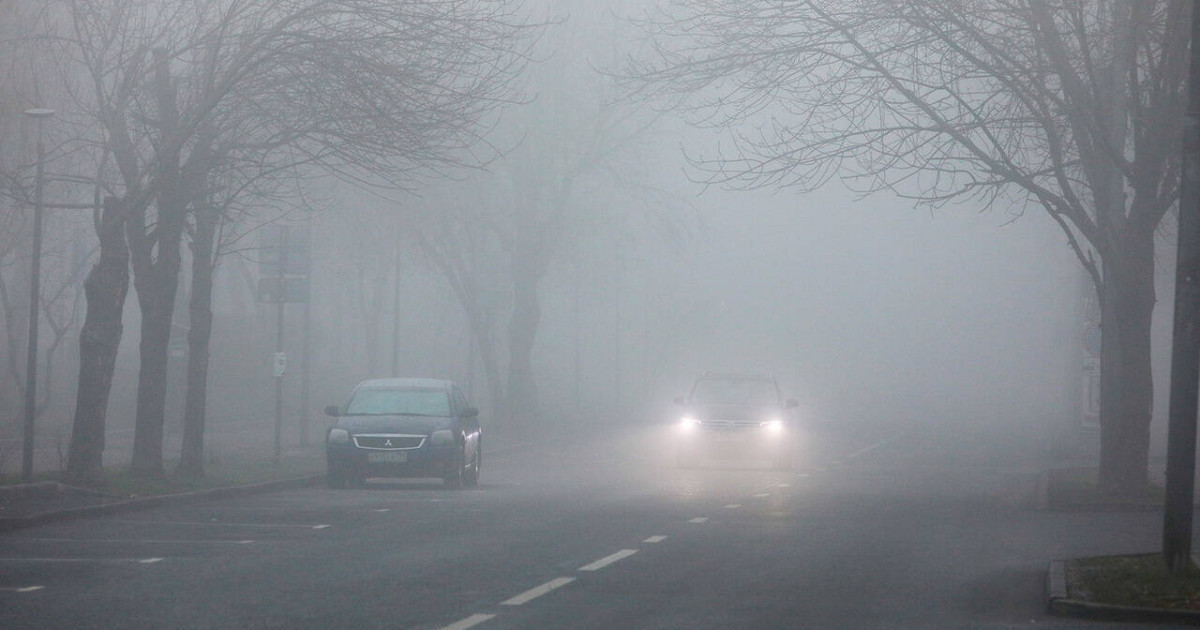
[384,439,393,447]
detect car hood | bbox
[335,415,452,434]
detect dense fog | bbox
[0,0,1182,477]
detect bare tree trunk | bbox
[468,307,504,419]
[1097,230,1156,493]
[506,249,543,435]
[66,196,129,485]
[178,204,218,478]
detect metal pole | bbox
[273,228,287,465]
[20,109,52,482]
[391,235,402,376]
[1163,5,1200,573]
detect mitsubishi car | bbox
[673,372,798,469]
[324,378,482,489]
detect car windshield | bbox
[344,388,451,416]
[690,378,778,405]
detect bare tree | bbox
[630,0,1186,493]
[57,0,538,480]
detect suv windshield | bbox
[344,388,451,416]
[689,378,779,406]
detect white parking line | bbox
[579,549,637,572]
[500,577,576,606]
[688,517,708,523]
[643,535,667,543]
[440,613,495,630]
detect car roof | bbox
[354,377,455,390]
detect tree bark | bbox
[1097,230,1157,493]
[178,204,218,478]
[66,196,129,485]
[506,249,543,435]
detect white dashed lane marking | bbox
[689,517,708,523]
[440,613,495,630]
[110,520,330,530]
[643,535,667,543]
[579,549,637,572]
[0,557,164,564]
[14,538,255,545]
[0,586,44,593]
[500,577,576,606]
[723,504,740,509]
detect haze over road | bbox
[0,420,1183,629]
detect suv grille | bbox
[701,419,761,431]
[354,435,425,450]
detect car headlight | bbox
[679,416,701,431]
[430,429,456,446]
[327,428,350,445]
[760,418,785,434]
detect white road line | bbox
[643,536,667,543]
[778,482,793,487]
[16,538,254,545]
[440,613,495,630]
[0,557,163,564]
[579,549,637,572]
[110,520,327,530]
[846,429,912,460]
[374,509,391,513]
[500,577,576,606]
[688,517,708,523]
[0,586,44,593]
[723,504,740,509]
[754,493,770,498]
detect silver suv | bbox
[672,373,798,469]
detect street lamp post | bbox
[20,107,54,482]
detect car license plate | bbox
[367,451,407,463]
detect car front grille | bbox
[353,434,425,450]
[700,419,761,431]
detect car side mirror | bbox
[461,407,479,418]
[324,405,341,417]
[673,396,685,405]
[785,399,798,408]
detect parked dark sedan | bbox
[324,378,482,489]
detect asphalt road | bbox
[0,419,1188,629]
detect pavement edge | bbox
[1046,558,1200,626]
[0,474,324,532]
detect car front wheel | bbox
[464,445,481,487]
[326,467,348,489]
[443,449,465,489]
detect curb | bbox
[1046,559,1200,626]
[0,474,324,533]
